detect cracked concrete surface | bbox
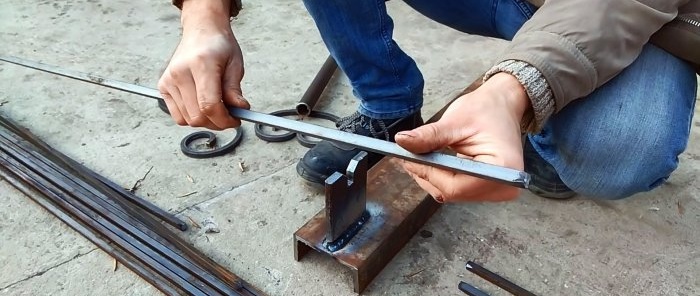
[1,249,97,291]
[1,1,699,296]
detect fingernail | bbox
[396,131,416,138]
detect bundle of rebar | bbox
[0,116,264,296]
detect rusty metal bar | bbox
[0,116,264,296]
[465,261,536,296]
[0,165,184,295]
[0,150,213,295]
[295,55,337,116]
[458,281,491,296]
[94,170,188,231]
[0,118,187,231]
[0,132,241,296]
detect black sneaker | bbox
[296,111,424,185]
[523,138,576,199]
[157,99,170,114]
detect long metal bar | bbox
[0,141,221,295]
[94,169,188,231]
[458,281,491,296]
[0,150,211,296]
[0,131,239,296]
[465,261,536,296]
[0,166,184,296]
[0,116,263,295]
[0,56,530,188]
[0,110,186,231]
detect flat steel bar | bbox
[229,108,528,187]
[0,151,211,296]
[0,56,530,188]
[0,166,184,296]
[465,261,536,296]
[0,132,239,296]
[0,116,261,296]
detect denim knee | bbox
[567,145,679,200]
[532,44,697,201]
[543,111,687,200]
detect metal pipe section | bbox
[0,56,530,188]
[295,55,337,116]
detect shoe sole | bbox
[295,161,328,185]
[527,175,577,199]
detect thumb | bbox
[222,73,250,110]
[223,87,250,110]
[395,121,455,154]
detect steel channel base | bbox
[294,80,483,294]
[294,158,440,293]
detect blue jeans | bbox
[302,0,698,199]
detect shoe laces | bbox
[336,111,391,141]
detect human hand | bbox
[158,0,249,130]
[394,73,531,202]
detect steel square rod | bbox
[465,261,535,296]
[0,126,199,261]
[0,129,190,250]
[95,172,188,231]
[0,56,530,188]
[0,117,260,296]
[1,130,179,237]
[0,131,230,293]
[0,133,239,296]
[0,119,186,231]
[458,281,491,296]
[0,166,184,296]
[0,152,212,296]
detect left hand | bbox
[394,73,531,202]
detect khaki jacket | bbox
[520,0,699,112]
[175,0,698,112]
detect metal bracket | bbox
[293,154,440,293]
[324,152,369,248]
[291,79,486,294]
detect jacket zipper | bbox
[677,16,700,27]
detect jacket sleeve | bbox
[500,0,689,113]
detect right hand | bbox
[158,0,249,130]
[395,73,530,203]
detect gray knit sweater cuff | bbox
[483,60,555,132]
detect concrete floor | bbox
[1,1,699,295]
